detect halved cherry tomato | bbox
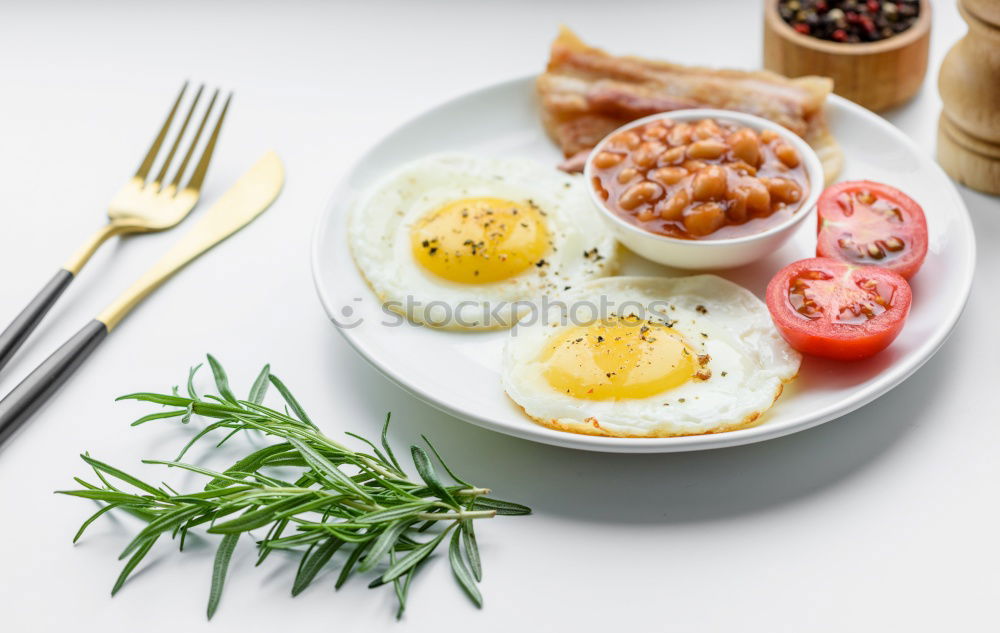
[816,180,928,279]
[766,257,912,360]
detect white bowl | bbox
[583,109,825,270]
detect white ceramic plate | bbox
[312,76,975,453]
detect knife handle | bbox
[0,269,75,374]
[0,319,107,446]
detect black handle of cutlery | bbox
[0,319,107,446]
[0,269,75,374]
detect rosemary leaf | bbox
[358,519,412,573]
[355,502,433,524]
[380,413,403,474]
[79,455,167,498]
[286,438,371,500]
[207,533,239,619]
[111,534,159,596]
[267,373,315,428]
[247,364,271,404]
[460,519,482,582]
[421,435,471,487]
[449,529,482,607]
[186,363,203,399]
[72,502,121,543]
[381,527,451,583]
[206,354,238,404]
[129,409,187,427]
[410,446,458,507]
[472,496,532,516]
[291,537,343,596]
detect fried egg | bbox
[502,276,801,437]
[348,154,617,329]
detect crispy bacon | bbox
[539,28,842,182]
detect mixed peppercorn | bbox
[778,0,921,43]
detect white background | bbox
[0,1,997,631]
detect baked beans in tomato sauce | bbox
[589,118,809,240]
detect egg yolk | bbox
[410,197,550,283]
[541,316,697,400]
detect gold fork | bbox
[0,83,231,373]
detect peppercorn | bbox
[779,0,920,43]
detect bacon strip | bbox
[538,27,842,183]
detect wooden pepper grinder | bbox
[937,0,1000,194]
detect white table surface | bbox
[1,1,996,631]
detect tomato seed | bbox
[885,237,904,251]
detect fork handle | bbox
[0,269,75,374]
[0,319,107,446]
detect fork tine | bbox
[152,84,204,188]
[135,82,188,180]
[183,92,232,193]
[169,89,219,190]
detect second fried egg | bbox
[502,276,801,437]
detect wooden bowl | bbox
[763,0,931,112]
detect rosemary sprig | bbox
[58,356,529,619]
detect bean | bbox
[683,159,708,172]
[634,141,666,168]
[650,166,688,186]
[726,160,757,176]
[619,181,664,210]
[592,151,624,169]
[765,177,802,204]
[642,125,669,141]
[760,129,779,144]
[683,202,726,236]
[727,128,761,167]
[617,167,639,184]
[611,131,641,150]
[592,177,609,201]
[657,188,691,221]
[774,143,800,168]
[687,139,728,160]
[693,118,722,140]
[691,165,727,201]
[657,146,686,166]
[742,180,772,216]
[727,188,749,222]
[668,123,693,146]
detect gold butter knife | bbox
[0,151,284,446]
